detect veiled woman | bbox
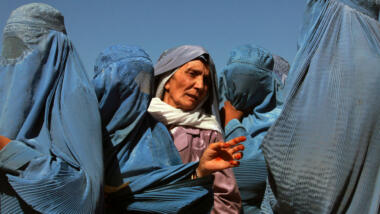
[219,44,290,213]
[261,0,380,213]
[0,3,103,213]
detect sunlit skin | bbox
[162,59,246,177]
[197,136,246,177]
[163,59,210,111]
[0,136,11,150]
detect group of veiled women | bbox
[0,1,379,214]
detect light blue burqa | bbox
[0,3,103,214]
[220,44,289,213]
[93,45,213,213]
[262,0,380,213]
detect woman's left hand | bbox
[0,136,11,150]
[196,136,246,177]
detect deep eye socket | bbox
[188,70,197,77]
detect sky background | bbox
[0,1,307,73]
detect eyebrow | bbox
[187,68,210,76]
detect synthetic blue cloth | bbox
[220,45,288,213]
[93,45,213,213]
[262,0,380,213]
[272,54,290,106]
[220,44,275,111]
[0,3,103,214]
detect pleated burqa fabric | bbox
[272,54,291,107]
[220,44,289,213]
[262,0,380,213]
[0,3,103,213]
[93,45,213,214]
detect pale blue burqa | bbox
[262,0,380,213]
[93,45,213,213]
[0,3,104,214]
[219,44,289,213]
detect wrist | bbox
[196,165,213,178]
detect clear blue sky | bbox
[1,1,306,73]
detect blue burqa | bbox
[272,54,290,106]
[219,44,289,213]
[93,45,213,214]
[0,3,104,213]
[262,0,380,213]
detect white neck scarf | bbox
[148,97,222,133]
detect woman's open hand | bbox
[196,136,246,177]
[0,136,11,150]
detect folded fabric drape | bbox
[220,44,289,213]
[262,0,380,213]
[93,45,213,213]
[0,3,104,213]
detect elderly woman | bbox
[148,45,243,213]
[93,44,245,213]
[261,0,380,213]
[0,3,103,213]
[219,44,290,213]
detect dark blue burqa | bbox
[219,45,288,213]
[262,0,380,213]
[0,3,103,214]
[93,45,213,213]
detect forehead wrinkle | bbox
[187,68,209,74]
[186,64,210,75]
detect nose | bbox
[193,76,205,91]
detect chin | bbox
[181,103,197,111]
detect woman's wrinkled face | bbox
[163,59,210,111]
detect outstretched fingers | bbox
[224,136,246,148]
[209,137,245,152]
[226,136,246,166]
[208,141,226,150]
[228,160,240,167]
[232,152,243,160]
[228,151,243,167]
[229,144,245,154]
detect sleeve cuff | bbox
[0,140,42,171]
[224,119,246,141]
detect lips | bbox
[186,93,198,102]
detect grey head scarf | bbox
[152,45,222,128]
